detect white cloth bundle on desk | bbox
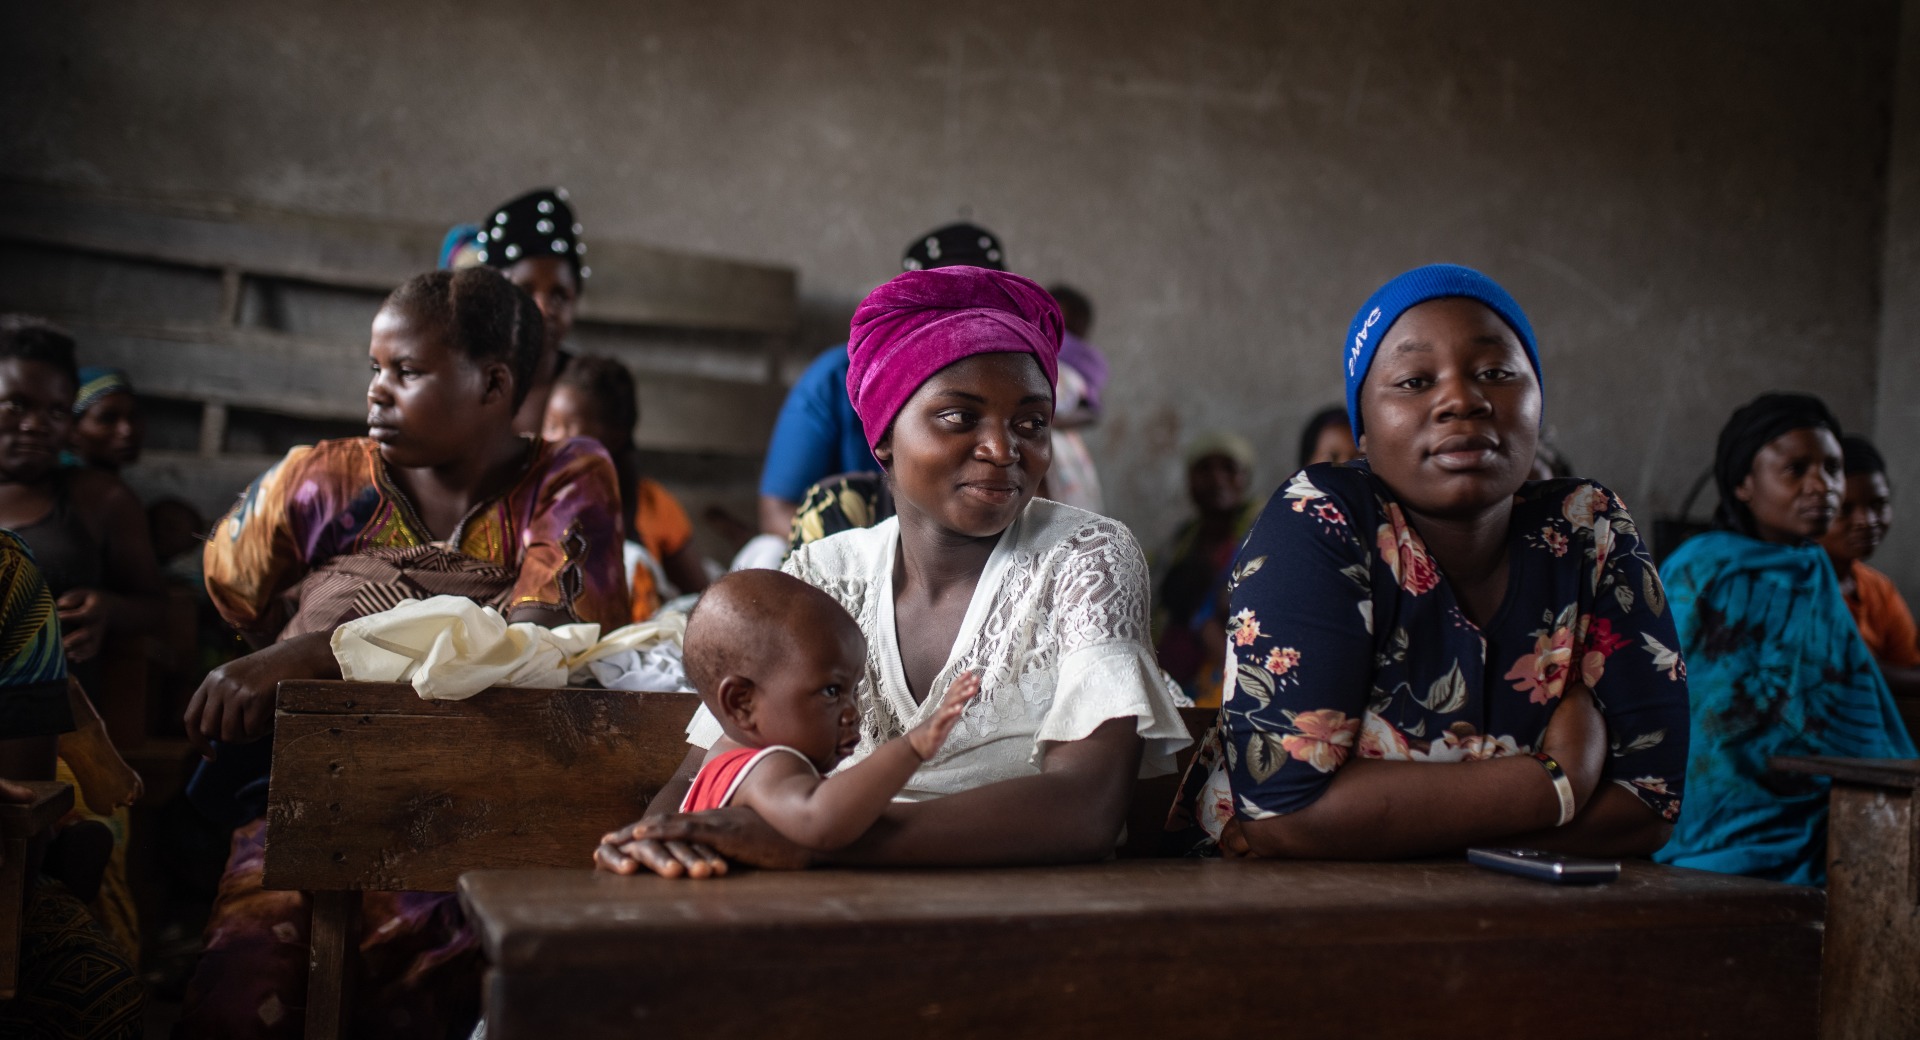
[583,638,692,693]
[330,595,693,700]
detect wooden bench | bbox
[1773,756,1920,1039]
[0,780,75,999]
[261,679,699,1040]
[461,859,1824,1039]
[0,181,799,541]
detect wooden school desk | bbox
[1773,756,1920,1040]
[460,858,1822,1039]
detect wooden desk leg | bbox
[305,890,358,1040]
[0,835,26,1000]
[1823,782,1920,1040]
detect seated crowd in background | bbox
[0,183,1916,1039]
[0,318,160,1039]
[1656,395,1915,884]
[1150,411,1362,707]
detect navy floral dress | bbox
[1171,461,1690,847]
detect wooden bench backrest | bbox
[0,182,797,334]
[262,680,698,893]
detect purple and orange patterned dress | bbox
[205,434,628,642]
[178,434,626,1040]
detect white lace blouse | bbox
[687,498,1191,801]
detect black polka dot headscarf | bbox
[476,188,589,285]
[901,222,1005,272]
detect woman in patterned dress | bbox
[176,267,626,1039]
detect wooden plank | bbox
[198,401,229,458]
[0,181,796,334]
[462,861,1823,1039]
[575,241,796,335]
[1770,755,1920,789]
[121,449,281,523]
[0,834,23,1000]
[74,322,369,423]
[219,267,245,326]
[0,780,75,841]
[304,890,357,1040]
[468,860,1822,963]
[1820,781,1920,1038]
[486,924,1815,1040]
[70,319,782,456]
[262,682,698,893]
[0,781,74,1000]
[630,373,783,456]
[273,679,688,716]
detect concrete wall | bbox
[0,0,1903,562]
[1879,1,1920,603]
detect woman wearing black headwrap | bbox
[476,187,589,433]
[1655,392,1916,883]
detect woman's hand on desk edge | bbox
[183,630,340,759]
[594,822,730,879]
[182,605,579,758]
[596,809,812,878]
[595,744,743,879]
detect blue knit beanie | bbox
[1342,264,1542,437]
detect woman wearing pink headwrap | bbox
[597,267,1189,874]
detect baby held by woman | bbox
[620,569,976,875]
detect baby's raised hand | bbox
[907,670,980,762]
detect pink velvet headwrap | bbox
[845,266,1062,451]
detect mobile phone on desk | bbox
[1467,847,1621,885]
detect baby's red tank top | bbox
[679,746,815,813]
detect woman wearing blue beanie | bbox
[1172,264,1690,860]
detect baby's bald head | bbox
[683,570,865,700]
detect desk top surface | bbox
[1771,755,1920,788]
[461,859,1823,970]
